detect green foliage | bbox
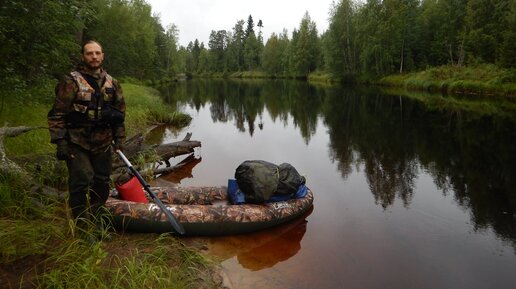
[243,32,262,70]
[464,0,508,64]
[262,33,289,75]
[318,0,515,81]
[1,0,179,85]
[290,12,320,77]
[208,30,228,72]
[499,0,516,68]
[227,20,246,71]
[85,0,159,79]
[185,39,203,73]
[0,0,83,85]
[380,65,516,97]
[418,0,468,66]
[324,0,358,77]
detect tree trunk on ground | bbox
[112,132,201,170]
[0,125,64,200]
[112,133,201,184]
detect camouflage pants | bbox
[66,143,112,220]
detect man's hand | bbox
[112,138,124,152]
[56,140,73,160]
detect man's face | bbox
[81,42,104,70]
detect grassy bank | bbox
[122,83,191,135]
[183,64,516,98]
[211,65,516,99]
[379,64,516,98]
[0,82,220,288]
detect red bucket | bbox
[115,176,149,203]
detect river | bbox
[152,79,516,289]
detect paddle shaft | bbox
[116,150,185,235]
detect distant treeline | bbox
[194,0,516,80]
[1,0,515,87]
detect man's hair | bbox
[81,40,103,54]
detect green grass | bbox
[229,70,269,78]
[0,82,216,289]
[0,85,55,156]
[0,207,217,288]
[307,71,336,84]
[122,83,192,135]
[379,64,516,98]
[35,234,217,289]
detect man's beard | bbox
[85,61,102,70]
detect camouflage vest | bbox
[62,71,118,151]
[69,71,114,121]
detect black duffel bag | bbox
[235,160,305,203]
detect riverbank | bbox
[0,83,222,288]
[189,64,516,98]
[379,64,516,98]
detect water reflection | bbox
[162,79,321,142]
[192,208,310,271]
[157,79,516,249]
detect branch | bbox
[0,125,64,200]
[112,153,201,185]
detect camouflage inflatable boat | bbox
[105,186,313,236]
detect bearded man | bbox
[48,40,125,239]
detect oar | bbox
[116,149,186,235]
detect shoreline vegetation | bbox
[0,84,224,288]
[183,64,516,99]
[377,65,516,99]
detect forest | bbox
[1,0,515,88]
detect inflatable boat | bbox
[105,185,313,236]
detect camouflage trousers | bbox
[66,143,112,220]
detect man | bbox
[48,40,125,236]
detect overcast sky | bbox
[146,0,335,47]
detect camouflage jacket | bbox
[48,65,126,151]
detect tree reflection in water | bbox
[157,79,516,249]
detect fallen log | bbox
[113,153,202,186]
[0,125,64,200]
[154,153,201,175]
[155,132,201,166]
[112,132,201,171]
[0,125,43,173]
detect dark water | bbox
[154,79,516,289]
